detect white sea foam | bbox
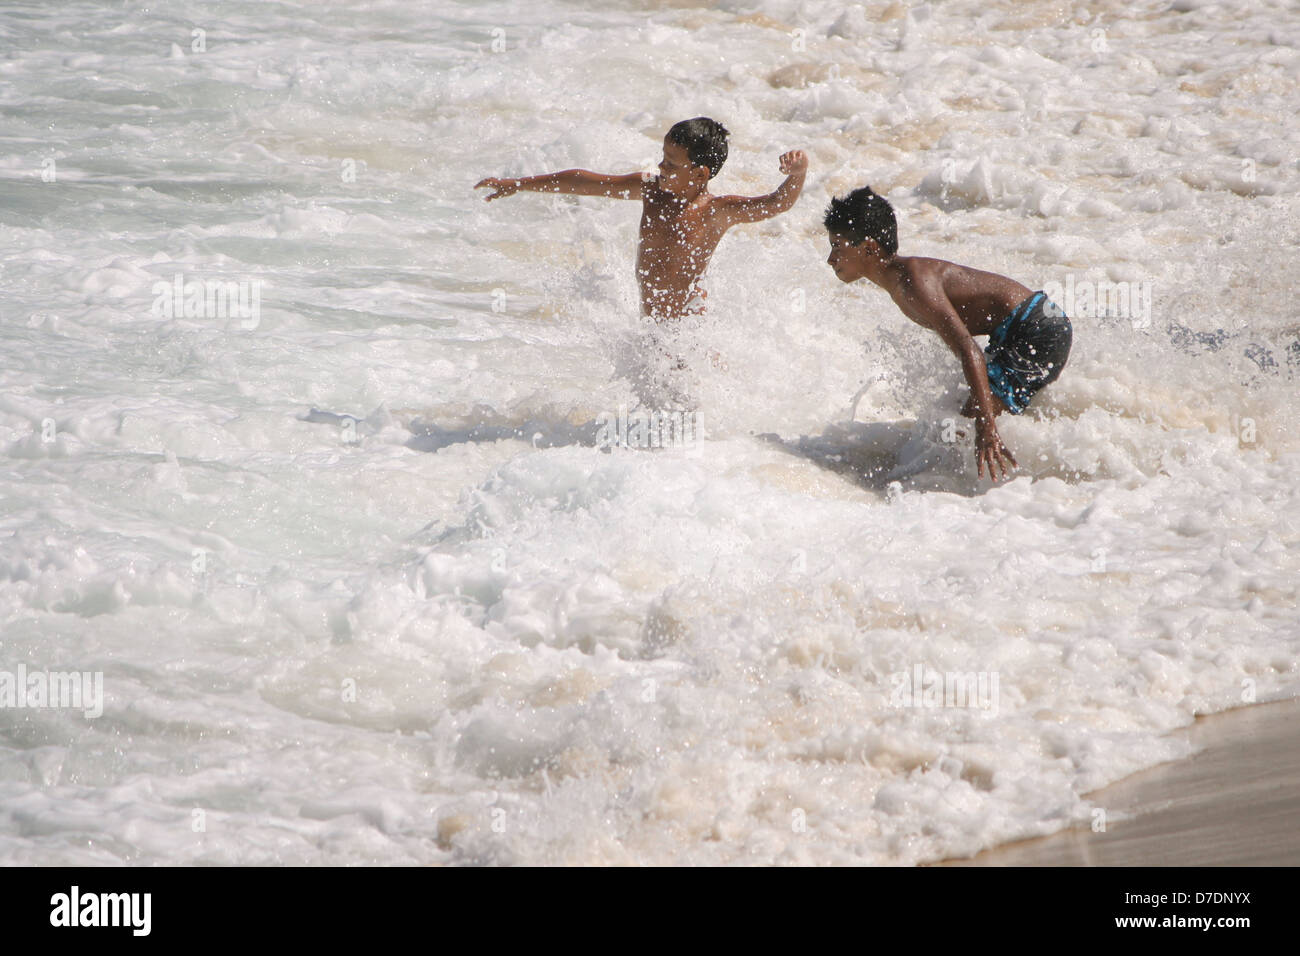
[0,0,1297,865]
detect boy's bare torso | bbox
[636,181,727,320]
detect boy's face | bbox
[827,232,873,282]
[658,137,707,197]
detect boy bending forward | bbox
[824,187,1072,481]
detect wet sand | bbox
[938,697,1300,866]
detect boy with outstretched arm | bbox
[824,187,1072,481]
[476,117,807,321]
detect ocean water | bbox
[1,0,1297,865]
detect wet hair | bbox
[667,117,729,178]
[823,187,898,256]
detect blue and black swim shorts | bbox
[984,291,1072,414]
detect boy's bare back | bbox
[887,258,1034,338]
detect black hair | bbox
[667,117,729,178]
[823,186,898,256]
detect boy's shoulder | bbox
[894,254,957,292]
[899,254,956,276]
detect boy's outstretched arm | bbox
[475,169,644,201]
[900,282,1018,481]
[713,150,808,226]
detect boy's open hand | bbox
[779,150,808,176]
[976,421,1017,482]
[474,177,520,201]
